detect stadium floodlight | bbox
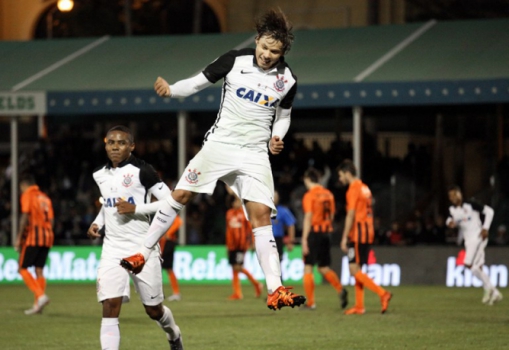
[57,0,74,12]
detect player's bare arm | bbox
[269,136,284,155]
[301,212,312,256]
[341,210,355,253]
[15,213,28,252]
[154,76,170,97]
[115,197,136,214]
[286,225,295,252]
[481,228,488,240]
[87,223,101,239]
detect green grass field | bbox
[1,283,508,349]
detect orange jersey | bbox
[20,185,54,247]
[345,179,374,244]
[302,185,336,233]
[159,215,182,252]
[225,207,252,251]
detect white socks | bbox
[471,266,494,291]
[253,225,282,294]
[156,306,181,341]
[100,318,120,350]
[142,196,183,256]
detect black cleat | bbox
[340,288,348,309]
[169,336,184,350]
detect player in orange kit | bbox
[15,174,54,315]
[225,195,263,300]
[301,168,347,310]
[159,215,183,302]
[338,160,392,315]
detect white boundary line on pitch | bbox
[12,35,111,91]
[354,19,437,82]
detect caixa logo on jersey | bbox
[236,88,279,108]
[103,197,135,208]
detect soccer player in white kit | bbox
[87,126,183,350]
[446,185,503,305]
[119,8,306,311]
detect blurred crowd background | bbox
[1,109,508,248]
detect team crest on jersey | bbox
[186,168,201,184]
[274,74,287,92]
[122,173,134,187]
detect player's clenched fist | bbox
[269,136,284,155]
[154,76,170,97]
[87,223,101,240]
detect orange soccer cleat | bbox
[228,294,243,300]
[266,286,306,311]
[344,307,365,315]
[120,253,146,274]
[381,291,393,314]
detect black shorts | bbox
[347,242,370,266]
[20,246,50,269]
[274,236,284,261]
[303,233,331,267]
[161,240,177,269]
[228,250,246,266]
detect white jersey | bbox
[446,201,494,242]
[201,48,297,153]
[92,155,170,259]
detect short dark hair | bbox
[106,125,134,143]
[448,184,461,193]
[337,159,357,176]
[19,174,36,185]
[304,168,321,183]
[255,8,294,55]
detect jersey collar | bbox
[106,154,134,169]
[252,55,286,74]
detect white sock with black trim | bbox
[156,305,181,341]
[253,225,282,294]
[141,196,183,259]
[471,266,494,291]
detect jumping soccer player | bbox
[120,8,305,311]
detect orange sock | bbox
[19,269,44,298]
[168,270,180,295]
[354,271,385,297]
[323,270,343,293]
[241,268,258,288]
[232,270,242,297]
[303,273,315,306]
[354,279,364,309]
[37,276,46,293]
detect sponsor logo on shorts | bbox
[186,168,201,184]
